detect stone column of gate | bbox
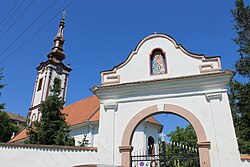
[205,92,241,166]
[97,101,118,166]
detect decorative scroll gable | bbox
[101,34,221,85]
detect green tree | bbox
[229,80,250,153]
[168,125,197,147]
[164,125,199,167]
[230,0,250,154]
[0,111,19,142]
[78,134,89,147]
[0,68,19,142]
[0,68,5,110]
[231,0,250,78]
[26,77,74,146]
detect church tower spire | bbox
[47,18,66,62]
[28,15,72,123]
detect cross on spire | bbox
[159,132,166,142]
[62,10,67,19]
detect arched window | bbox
[37,78,43,91]
[150,49,167,75]
[31,113,36,121]
[148,136,155,155]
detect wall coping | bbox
[0,143,97,152]
[241,154,250,160]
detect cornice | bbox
[29,104,42,111]
[92,70,234,100]
[36,59,72,72]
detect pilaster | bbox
[98,101,118,165]
[205,92,240,166]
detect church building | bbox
[5,14,247,166]
[9,18,163,156]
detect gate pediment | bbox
[101,34,221,85]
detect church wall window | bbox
[150,49,167,75]
[37,78,43,91]
[148,136,155,155]
[31,113,36,121]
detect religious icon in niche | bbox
[151,50,166,75]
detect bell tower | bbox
[28,17,72,122]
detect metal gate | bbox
[131,141,199,167]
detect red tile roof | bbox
[9,95,161,143]
[62,95,161,126]
[146,117,161,125]
[62,95,100,126]
[6,112,26,122]
[9,128,28,143]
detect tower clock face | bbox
[56,66,63,75]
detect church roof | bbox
[63,95,161,126]
[9,128,27,143]
[6,112,26,123]
[9,95,161,143]
[63,95,100,126]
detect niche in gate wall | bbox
[150,48,167,75]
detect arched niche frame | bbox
[119,104,211,167]
[149,48,168,75]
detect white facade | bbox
[131,121,160,155]
[3,33,248,167]
[28,18,71,122]
[101,34,221,85]
[69,120,161,155]
[29,64,69,122]
[70,122,99,147]
[91,34,243,166]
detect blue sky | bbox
[0,0,243,137]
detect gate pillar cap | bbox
[119,145,133,153]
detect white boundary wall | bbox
[0,144,99,167]
[242,160,250,167]
[0,144,249,167]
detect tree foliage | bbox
[0,68,5,110]
[0,111,19,142]
[167,125,197,147]
[0,68,19,142]
[229,80,250,153]
[231,0,250,78]
[161,125,199,167]
[78,134,89,147]
[26,77,74,146]
[230,0,250,154]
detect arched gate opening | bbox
[119,104,211,167]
